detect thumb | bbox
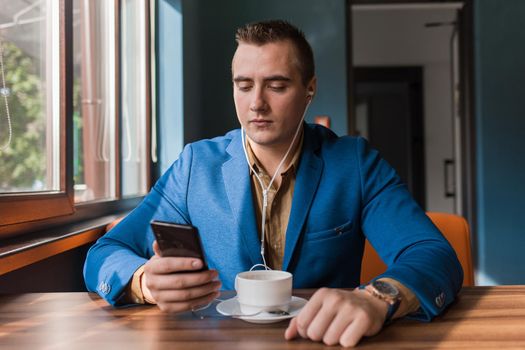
[152,240,162,257]
[284,317,299,340]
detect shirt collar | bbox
[245,127,304,176]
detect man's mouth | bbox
[249,119,273,127]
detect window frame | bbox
[119,0,153,198]
[0,0,154,239]
[0,0,74,229]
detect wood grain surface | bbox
[0,286,524,349]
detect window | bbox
[72,0,117,202]
[0,0,153,237]
[0,1,61,194]
[120,0,150,197]
[0,0,72,228]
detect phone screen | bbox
[150,221,208,270]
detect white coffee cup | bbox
[235,270,293,315]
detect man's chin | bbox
[245,134,275,146]
[244,128,272,143]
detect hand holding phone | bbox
[146,221,220,312]
[150,221,208,271]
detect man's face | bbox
[232,40,315,150]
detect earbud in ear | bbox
[307,91,314,98]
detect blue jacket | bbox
[84,124,463,320]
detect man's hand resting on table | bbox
[284,287,390,347]
[142,241,221,313]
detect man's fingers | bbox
[294,288,328,338]
[157,290,220,313]
[152,280,221,303]
[284,317,299,340]
[152,240,161,257]
[283,288,386,348]
[147,269,218,291]
[339,314,370,348]
[148,256,205,274]
[304,303,338,342]
[151,240,204,273]
[321,310,354,346]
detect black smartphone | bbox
[150,221,208,271]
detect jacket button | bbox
[99,282,111,295]
[435,292,445,308]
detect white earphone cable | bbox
[241,95,312,270]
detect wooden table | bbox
[1,286,524,349]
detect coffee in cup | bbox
[235,270,293,315]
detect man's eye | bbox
[238,85,252,92]
[269,85,286,92]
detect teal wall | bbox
[181,0,348,142]
[158,0,184,173]
[474,0,525,284]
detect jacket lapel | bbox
[222,131,263,267]
[282,126,323,271]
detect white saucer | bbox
[216,296,307,324]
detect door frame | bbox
[346,0,477,235]
[354,66,426,208]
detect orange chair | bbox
[360,212,474,286]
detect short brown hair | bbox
[235,20,315,86]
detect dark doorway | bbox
[354,67,425,208]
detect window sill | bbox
[0,214,121,276]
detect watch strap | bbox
[384,295,401,324]
[359,282,401,325]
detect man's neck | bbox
[247,131,303,180]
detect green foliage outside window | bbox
[73,77,84,186]
[0,41,45,191]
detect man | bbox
[84,20,462,347]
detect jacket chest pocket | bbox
[303,220,356,242]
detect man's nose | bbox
[249,88,268,112]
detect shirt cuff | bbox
[128,265,147,304]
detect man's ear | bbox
[306,76,317,101]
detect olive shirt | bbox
[246,131,303,271]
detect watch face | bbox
[373,280,400,298]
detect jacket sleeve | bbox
[83,144,195,306]
[356,137,463,321]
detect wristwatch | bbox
[359,280,402,324]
